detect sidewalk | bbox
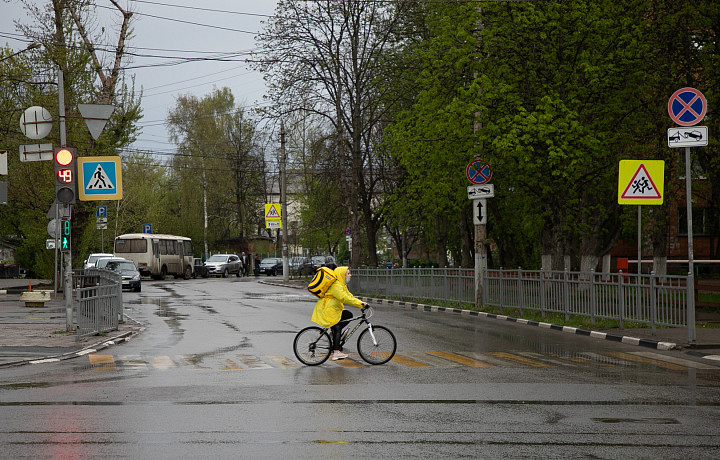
[0,278,141,367]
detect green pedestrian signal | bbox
[61,219,70,251]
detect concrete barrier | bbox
[19,290,51,307]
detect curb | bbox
[0,316,144,368]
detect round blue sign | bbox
[466,160,492,185]
[668,87,707,127]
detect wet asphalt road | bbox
[1,277,720,459]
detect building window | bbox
[678,207,719,236]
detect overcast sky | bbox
[1,0,279,153]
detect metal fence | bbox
[352,267,692,336]
[352,268,476,305]
[484,269,690,331]
[74,269,123,340]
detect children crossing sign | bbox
[618,160,664,205]
[264,203,281,229]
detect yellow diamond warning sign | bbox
[618,160,664,205]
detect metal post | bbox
[58,67,72,330]
[474,224,487,308]
[684,146,696,342]
[280,121,289,282]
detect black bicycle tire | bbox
[357,325,396,365]
[293,326,332,366]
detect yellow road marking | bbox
[264,355,300,369]
[220,358,243,370]
[152,356,177,370]
[390,354,430,367]
[608,352,687,370]
[428,351,493,367]
[489,352,554,367]
[89,354,116,371]
[330,355,365,368]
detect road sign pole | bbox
[684,146,696,342]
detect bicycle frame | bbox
[322,308,376,349]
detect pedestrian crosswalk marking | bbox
[631,351,720,370]
[330,353,365,368]
[87,351,720,372]
[489,352,554,368]
[428,351,493,367]
[265,355,300,369]
[391,354,430,367]
[607,352,687,370]
[88,354,116,371]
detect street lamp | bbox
[0,42,41,63]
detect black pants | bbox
[331,310,353,351]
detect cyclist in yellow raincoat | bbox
[311,266,368,360]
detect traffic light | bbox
[54,147,77,204]
[60,219,71,252]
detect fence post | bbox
[499,268,504,314]
[618,271,625,329]
[540,269,546,318]
[563,268,570,321]
[482,266,488,306]
[518,267,524,316]
[650,271,657,335]
[590,269,596,325]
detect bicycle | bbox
[293,306,397,366]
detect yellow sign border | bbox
[78,156,123,201]
[618,160,664,205]
[264,203,281,220]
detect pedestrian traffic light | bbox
[61,219,71,251]
[54,147,77,204]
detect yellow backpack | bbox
[307,267,338,298]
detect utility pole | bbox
[281,121,289,281]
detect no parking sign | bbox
[668,87,707,127]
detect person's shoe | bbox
[331,352,348,361]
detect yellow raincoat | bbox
[310,266,364,328]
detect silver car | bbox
[204,254,243,278]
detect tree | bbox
[255,0,408,267]
[478,0,652,270]
[167,88,265,256]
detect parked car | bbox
[84,253,114,269]
[290,256,313,276]
[96,257,141,292]
[192,258,209,278]
[205,254,243,278]
[311,255,337,271]
[259,257,283,276]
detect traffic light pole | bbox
[58,67,73,332]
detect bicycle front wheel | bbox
[357,325,396,365]
[293,327,332,366]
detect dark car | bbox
[311,255,337,271]
[97,257,141,292]
[192,258,209,278]
[259,257,283,276]
[290,256,313,276]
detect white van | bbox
[84,253,114,269]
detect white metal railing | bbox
[351,267,693,340]
[74,268,123,340]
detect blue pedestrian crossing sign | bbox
[77,156,123,201]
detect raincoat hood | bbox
[334,266,349,287]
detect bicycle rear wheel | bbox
[357,325,396,365]
[293,326,332,366]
